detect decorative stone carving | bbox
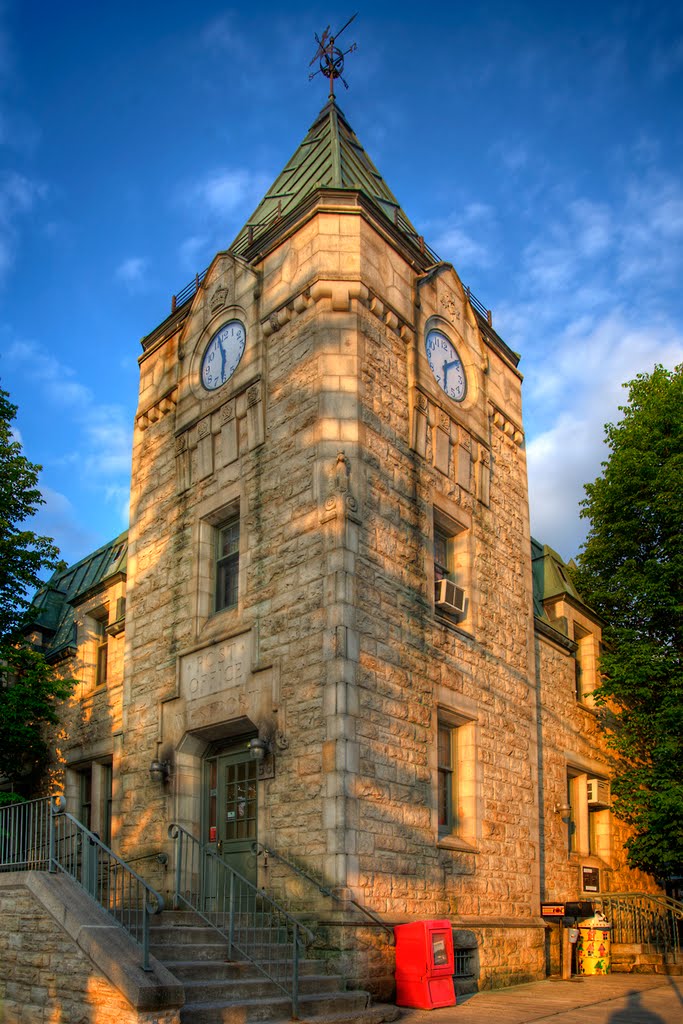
[333,450,351,493]
[441,291,461,319]
[321,450,360,524]
[220,401,235,423]
[210,285,229,313]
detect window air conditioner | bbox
[435,578,466,615]
[586,778,611,807]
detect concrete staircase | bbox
[611,943,683,975]
[149,910,400,1024]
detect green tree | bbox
[573,364,683,880]
[0,382,73,788]
[0,383,61,637]
[0,646,74,783]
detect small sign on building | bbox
[582,866,600,892]
[541,903,565,918]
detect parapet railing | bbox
[169,262,492,326]
[252,840,394,940]
[0,796,164,970]
[595,892,683,957]
[169,823,316,1019]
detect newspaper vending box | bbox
[394,920,456,1009]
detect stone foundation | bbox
[0,874,182,1024]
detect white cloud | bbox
[525,312,683,558]
[115,256,148,291]
[178,234,211,273]
[5,338,132,501]
[432,203,499,269]
[186,168,270,218]
[29,486,101,566]
[0,171,46,280]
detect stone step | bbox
[151,941,230,962]
[179,990,370,1024]
[164,959,331,982]
[150,925,231,945]
[180,973,344,1003]
[269,1008,401,1024]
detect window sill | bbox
[434,611,474,640]
[437,835,479,854]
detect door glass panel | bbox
[224,760,257,841]
[208,760,217,843]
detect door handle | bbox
[216,840,223,853]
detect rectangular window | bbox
[215,518,240,612]
[574,624,600,706]
[80,770,92,831]
[567,769,611,862]
[437,711,477,845]
[102,763,113,846]
[434,528,451,583]
[438,721,456,835]
[433,509,470,621]
[95,616,108,685]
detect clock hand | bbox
[442,360,449,389]
[218,337,228,380]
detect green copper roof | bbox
[230,99,424,258]
[26,532,128,659]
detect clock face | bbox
[201,319,246,391]
[425,328,467,402]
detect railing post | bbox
[292,922,300,1019]
[49,799,57,872]
[142,905,151,972]
[174,829,182,910]
[229,870,235,957]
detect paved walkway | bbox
[396,974,683,1024]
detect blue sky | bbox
[1,0,682,567]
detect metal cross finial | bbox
[308,13,358,99]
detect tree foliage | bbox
[0,645,74,784]
[573,364,683,879]
[0,383,61,638]
[0,382,73,788]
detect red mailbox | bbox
[394,920,456,1009]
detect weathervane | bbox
[309,13,358,99]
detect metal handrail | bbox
[0,797,164,970]
[169,823,315,1018]
[0,795,52,871]
[594,892,683,957]
[253,840,394,938]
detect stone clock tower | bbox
[121,97,540,992]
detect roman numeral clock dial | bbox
[201,319,246,391]
[425,328,467,402]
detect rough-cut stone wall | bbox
[0,885,179,1024]
[536,630,660,899]
[351,257,541,937]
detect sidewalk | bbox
[395,974,683,1023]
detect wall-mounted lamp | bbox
[248,737,269,762]
[555,801,571,817]
[149,759,170,784]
